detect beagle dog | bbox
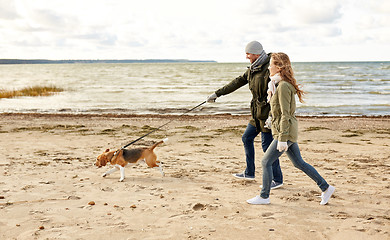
[95,138,167,182]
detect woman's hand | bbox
[277,141,288,152]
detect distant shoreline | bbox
[0,59,217,64]
[1,112,389,120]
[1,59,388,65]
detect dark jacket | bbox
[215,55,271,132]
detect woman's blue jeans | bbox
[242,123,283,183]
[260,140,329,199]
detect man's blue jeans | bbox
[260,140,329,199]
[242,123,283,183]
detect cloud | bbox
[14,36,44,47]
[291,1,342,24]
[0,0,19,19]
[0,0,388,62]
[25,9,82,33]
[245,0,280,15]
[78,32,118,46]
[369,0,390,14]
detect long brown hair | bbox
[271,52,305,103]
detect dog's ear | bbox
[105,149,110,152]
[101,156,108,166]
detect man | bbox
[207,41,283,189]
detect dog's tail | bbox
[149,138,168,150]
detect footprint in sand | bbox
[192,203,206,211]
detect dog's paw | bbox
[119,178,125,182]
[102,173,107,178]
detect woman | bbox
[247,52,335,205]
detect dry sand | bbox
[0,113,389,240]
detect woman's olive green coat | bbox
[269,81,298,142]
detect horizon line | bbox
[0,58,389,64]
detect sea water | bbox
[0,62,389,116]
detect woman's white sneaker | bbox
[320,185,335,205]
[246,195,270,205]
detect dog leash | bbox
[120,101,207,149]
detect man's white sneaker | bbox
[320,185,335,205]
[246,195,270,205]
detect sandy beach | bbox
[0,113,389,240]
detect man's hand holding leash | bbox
[207,93,218,103]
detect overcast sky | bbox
[1,0,389,62]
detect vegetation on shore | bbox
[0,86,63,99]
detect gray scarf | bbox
[249,50,268,72]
